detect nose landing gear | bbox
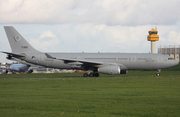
[156,69,161,76]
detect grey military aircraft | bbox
[1,26,179,77]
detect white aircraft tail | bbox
[4,26,39,53]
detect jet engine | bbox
[98,65,120,75]
[2,69,8,74]
[120,70,128,74]
[27,69,33,73]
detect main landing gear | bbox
[156,69,161,76]
[83,72,99,77]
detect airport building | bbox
[158,45,180,62]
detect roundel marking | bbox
[15,35,21,41]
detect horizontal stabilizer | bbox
[1,51,25,59]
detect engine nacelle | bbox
[3,69,8,74]
[98,65,120,75]
[27,69,33,73]
[120,70,128,74]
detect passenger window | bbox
[32,56,36,59]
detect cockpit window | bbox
[168,58,174,60]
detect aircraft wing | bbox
[58,58,103,66]
[45,53,103,67]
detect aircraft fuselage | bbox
[24,52,178,70]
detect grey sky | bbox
[0,0,180,62]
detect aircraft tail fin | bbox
[4,26,39,53]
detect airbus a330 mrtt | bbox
[1,26,178,77]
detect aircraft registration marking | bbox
[21,46,28,48]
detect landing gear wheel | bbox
[156,73,160,76]
[89,73,94,77]
[156,69,161,77]
[83,73,88,77]
[94,73,99,77]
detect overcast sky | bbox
[0,0,180,62]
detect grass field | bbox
[0,65,180,117]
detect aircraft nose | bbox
[175,60,179,65]
[174,60,179,66]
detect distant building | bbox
[158,45,180,62]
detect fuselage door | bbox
[158,56,162,63]
[131,56,137,62]
[38,54,44,62]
